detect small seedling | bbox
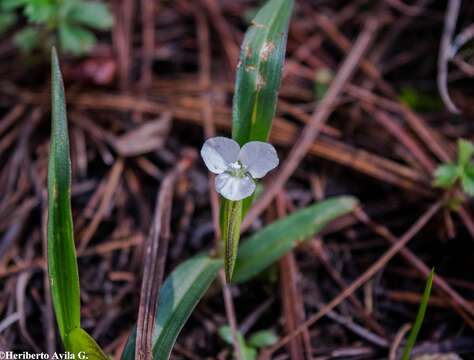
[434,139,474,198]
[218,326,278,360]
[1,0,113,55]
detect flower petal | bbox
[238,141,279,178]
[201,137,240,174]
[215,173,256,201]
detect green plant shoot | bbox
[2,0,113,55]
[434,139,474,197]
[401,269,434,360]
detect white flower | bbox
[201,137,279,201]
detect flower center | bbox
[227,161,247,178]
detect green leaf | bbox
[48,48,81,344]
[433,164,459,188]
[461,173,474,196]
[218,326,257,360]
[457,139,474,167]
[121,256,222,360]
[65,328,108,360]
[68,1,113,30]
[14,27,40,53]
[401,269,434,360]
[0,11,16,35]
[221,199,243,283]
[231,0,294,145]
[242,345,257,360]
[247,330,278,348]
[232,196,358,284]
[59,23,96,55]
[23,0,56,23]
[218,325,245,346]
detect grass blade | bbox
[232,196,358,284]
[47,47,81,343]
[232,0,294,145]
[121,255,223,360]
[401,269,435,360]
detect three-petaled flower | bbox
[201,137,279,201]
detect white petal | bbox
[201,137,240,174]
[238,141,279,178]
[215,173,256,201]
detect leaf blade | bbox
[232,0,294,145]
[232,196,358,284]
[48,48,81,342]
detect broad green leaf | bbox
[457,139,474,167]
[121,256,222,360]
[68,1,114,30]
[247,330,278,348]
[433,164,459,188]
[221,199,243,282]
[48,48,81,343]
[65,328,108,360]
[59,23,96,55]
[14,27,40,53]
[232,0,294,145]
[401,269,434,360]
[232,196,358,284]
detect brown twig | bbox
[438,0,461,114]
[135,152,196,360]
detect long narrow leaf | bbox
[232,0,294,145]
[48,47,81,343]
[401,269,435,360]
[121,256,223,360]
[232,196,358,284]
